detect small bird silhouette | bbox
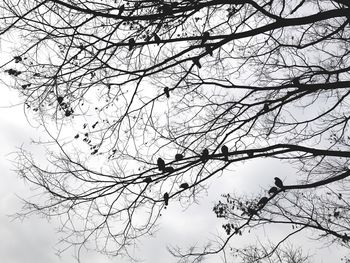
[201,148,209,162]
[154,33,161,45]
[14,56,22,63]
[143,177,152,184]
[247,151,254,158]
[274,177,284,188]
[257,197,268,207]
[221,145,229,161]
[65,110,72,117]
[193,58,201,68]
[164,87,170,98]
[263,103,269,112]
[163,192,169,206]
[157,157,166,171]
[57,96,64,105]
[268,186,278,195]
[118,4,125,15]
[175,153,184,161]
[247,207,256,216]
[180,183,189,189]
[128,38,135,51]
[206,46,213,56]
[164,166,175,173]
[201,31,210,45]
[293,78,300,86]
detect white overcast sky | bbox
[0,64,347,263]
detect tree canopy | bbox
[1,0,350,262]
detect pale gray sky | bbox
[0,85,347,263]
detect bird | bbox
[247,207,256,216]
[293,78,300,86]
[268,186,278,195]
[128,38,135,51]
[263,103,269,112]
[57,96,64,105]
[274,177,284,188]
[193,57,201,68]
[143,177,152,184]
[163,192,169,206]
[201,31,210,45]
[164,166,175,173]
[180,183,189,189]
[206,46,213,56]
[164,87,170,98]
[201,148,209,162]
[157,157,166,171]
[247,151,254,158]
[118,4,125,16]
[221,145,229,161]
[14,56,22,63]
[257,197,268,207]
[175,153,184,161]
[154,33,161,45]
[65,110,72,117]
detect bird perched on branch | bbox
[247,207,256,216]
[268,186,278,195]
[293,77,300,86]
[164,166,175,173]
[257,196,268,207]
[175,153,184,161]
[206,46,213,56]
[128,38,135,51]
[164,87,170,98]
[342,233,349,242]
[247,151,254,158]
[221,145,229,161]
[263,103,269,112]
[65,109,72,117]
[57,96,64,105]
[154,33,161,45]
[163,192,169,206]
[201,148,209,163]
[201,31,210,45]
[193,57,201,68]
[143,177,152,184]
[118,4,125,16]
[180,183,189,189]
[157,157,166,171]
[274,177,284,189]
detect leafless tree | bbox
[1,0,350,261]
[230,244,311,263]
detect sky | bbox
[0,86,347,263]
[0,32,347,263]
[0,85,268,263]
